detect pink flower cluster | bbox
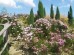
[50,19,68,30]
[35,28,43,34]
[64,33,72,39]
[35,18,51,29]
[49,33,65,46]
[58,39,65,46]
[64,33,74,39]
[32,44,47,53]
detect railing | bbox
[0,23,11,55]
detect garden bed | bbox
[20,19,74,55]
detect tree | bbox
[44,8,46,17]
[37,0,44,18]
[55,7,60,20]
[50,4,54,19]
[68,5,73,25]
[28,8,34,25]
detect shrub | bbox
[34,18,51,38]
[9,22,22,37]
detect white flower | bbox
[26,32,33,37]
[35,18,51,29]
[17,31,19,32]
[12,28,14,29]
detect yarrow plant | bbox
[49,19,68,32]
[35,18,51,29]
[34,18,51,38]
[48,32,65,53]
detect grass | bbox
[0,25,4,50]
[0,35,3,50]
[0,25,4,31]
[1,45,9,55]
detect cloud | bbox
[0,0,17,8]
[53,5,56,9]
[62,0,64,2]
[23,0,35,7]
[0,0,35,8]
[61,0,74,3]
[16,0,36,7]
[71,0,74,3]
[59,4,70,8]
[48,0,65,2]
[17,5,22,8]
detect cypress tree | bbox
[68,5,73,25]
[37,0,44,18]
[44,8,46,17]
[55,7,60,20]
[28,8,34,25]
[50,4,54,19]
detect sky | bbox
[0,0,74,16]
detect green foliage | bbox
[51,24,57,32]
[37,0,44,18]
[55,7,60,20]
[27,8,34,25]
[36,39,44,48]
[34,0,46,21]
[50,4,54,19]
[0,18,2,23]
[68,5,73,25]
[0,25,4,31]
[34,15,39,22]
[0,35,4,50]
[9,24,22,37]
[44,8,46,17]
[50,43,59,53]
[65,38,72,47]
[0,35,3,47]
[0,18,8,24]
[2,19,8,24]
[2,45,9,55]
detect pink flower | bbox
[51,37,55,40]
[33,37,39,43]
[58,39,65,46]
[50,33,61,41]
[12,23,16,25]
[49,41,54,45]
[35,28,43,33]
[32,46,38,51]
[64,33,72,39]
[41,44,47,51]
[35,18,51,29]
